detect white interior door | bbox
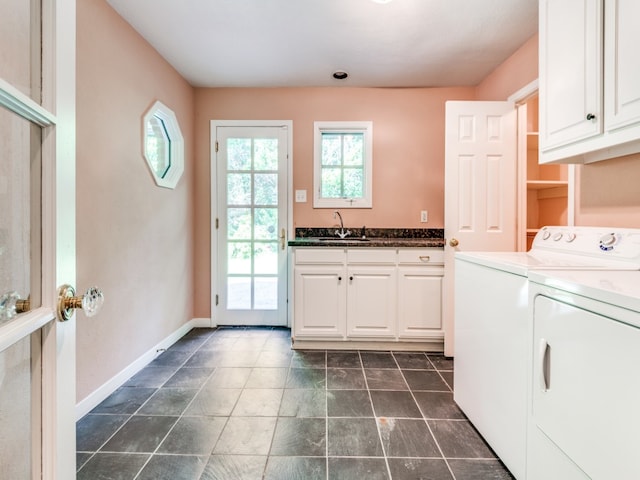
[212,122,291,326]
[0,0,76,478]
[443,101,517,356]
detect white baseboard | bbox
[75,318,213,420]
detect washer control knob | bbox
[565,233,576,243]
[552,232,563,241]
[600,233,617,247]
[542,230,551,240]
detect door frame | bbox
[210,120,293,327]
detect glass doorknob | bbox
[0,291,30,324]
[57,285,104,321]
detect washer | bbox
[453,226,640,480]
[526,269,640,480]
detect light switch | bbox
[295,190,307,202]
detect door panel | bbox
[443,101,517,356]
[0,0,76,477]
[213,123,290,326]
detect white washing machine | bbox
[453,226,640,480]
[527,269,640,480]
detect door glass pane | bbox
[225,135,280,312]
[227,277,251,309]
[0,0,41,102]
[254,243,277,275]
[227,138,251,170]
[254,277,277,309]
[254,138,278,170]
[0,105,42,324]
[0,331,42,478]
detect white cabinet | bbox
[293,249,346,338]
[539,0,640,164]
[397,250,444,338]
[292,247,443,342]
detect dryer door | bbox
[531,294,640,480]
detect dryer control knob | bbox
[552,232,563,241]
[600,233,617,247]
[542,230,551,240]
[565,233,576,243]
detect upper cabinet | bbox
[539,0,640,164]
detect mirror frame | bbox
[142,100,184,189]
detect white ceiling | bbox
[106,0,539,88]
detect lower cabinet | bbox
[292,247,443,342]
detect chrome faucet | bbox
[333,211,351,239]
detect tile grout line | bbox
[359,350,394,480]
[394,351,458,480]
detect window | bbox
[142,101,184,189]
[313,121,372,208]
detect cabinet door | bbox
[346,266,397,338]
[540,0,603,150]
[397,267,442,337]
[293,265,346,338]
[604,0,640,131]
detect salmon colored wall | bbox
[575,154,640,227]
[193,87,475,317]
[76,0,195,402]
[475,34,539,101]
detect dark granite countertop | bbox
[288,227,445,248]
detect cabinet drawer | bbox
[294,248,345,264]
[398,249,444,265]
[347,248,397,264]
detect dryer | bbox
[527,269,640,480]
[454,226,640,479]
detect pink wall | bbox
[475,34,539,101]
[193,87,475,316]
[76,0,195,402]
[575,154,640,227]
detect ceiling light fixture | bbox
[332,71,348,80]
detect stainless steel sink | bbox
[316,237,371,242]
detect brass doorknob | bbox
[57,285,104,322]
[449,238,459,247]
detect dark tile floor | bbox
[76,327,514,480]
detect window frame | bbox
[142,100,184,189]
[313,121,373,208]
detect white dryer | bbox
[453,226,640,479]
[527,269,640,480]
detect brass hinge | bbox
[215,218,219,229]
[215,141,219,153]
[215,294,219,306]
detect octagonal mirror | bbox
[143,100,184,189]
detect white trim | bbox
[142,100,184,189]
[75,318,212,420]
[508,79,540,104]
[0,77,57,127]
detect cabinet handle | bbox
[586,113,596,121]
[338,276,342,281]
[349,276,354,281]
[419,255,431,262]
[539,338,550,392]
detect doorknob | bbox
[57,285,104,322]
[449,238,459,247]
[280,228,286,250]
[0,291,31,323]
